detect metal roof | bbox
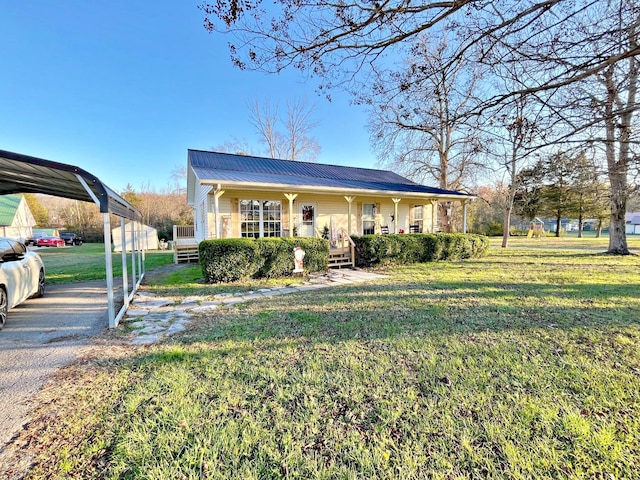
[0,194,22,226]
[0,149,141,220]
[188,150,474,199]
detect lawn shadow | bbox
[166,273,639,345]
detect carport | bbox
[0,149,143,328]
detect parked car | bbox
[36,236,65,248]
[0,237,45,329]
[59,232,83,246]
[25,234,45,246]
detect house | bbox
[186,150,475,244]
[0,194,36,242]
[626,212,640,235]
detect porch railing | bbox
[172,225,198,264]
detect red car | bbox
[36,236,65,248]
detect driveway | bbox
[0,281,113,452]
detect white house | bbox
[186,150,476,243]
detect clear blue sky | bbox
[0,1,376,192]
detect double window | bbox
[240,200,281,238]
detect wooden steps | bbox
[174,246,199,264]
[329,249,353,268]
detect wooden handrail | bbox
[336,227,356,247]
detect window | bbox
[262,201,282,237]
[413,205,424,233]
[362,203,376,235]
[240,200,281,238]
[240,200,260,238]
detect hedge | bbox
[351,233,489,267]
[199,237,329,283]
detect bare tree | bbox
[249,97,321,161]
[368,34,485,230]
[491,94,541,248]
[201,0,640,253]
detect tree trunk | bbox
[608,178,629,254]
[555,214,561,238]
[596,218,602,238]
[502,206,511,248]
[578,213,583,238]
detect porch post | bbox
[284,193,298,237]
[431,200,437,233]
[344,196,356,236]
[462,200,468,233]
[392,198,401,234]
[214,184,225,239]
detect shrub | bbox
[199,239,262,283]
[200,237,330,283]
[352,233,489,268]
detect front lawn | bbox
[35,243,174,284]
[11,238,640,479]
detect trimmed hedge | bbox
[199,237,330,283]
[351,233,489,268]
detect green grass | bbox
[16,238,640,479]
[36,243,174,284]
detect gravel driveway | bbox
[0,281,113,453]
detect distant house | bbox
[626,212,640,235]
[186,150,476,242]
[0,194,36,242]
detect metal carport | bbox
[0,149,143,328]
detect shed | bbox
[0,194,36,241]
[626,212,640,235]
[112,222,159,252]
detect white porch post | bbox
[431,200,437,233]
[392,198,401,234]
[462,200,468,233]
[344,196,356,236]
[284,193,298,237]
[214,184,225,239]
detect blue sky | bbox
[0,1,375,192]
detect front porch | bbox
[172,224,358,268]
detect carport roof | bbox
[0,149,140,221]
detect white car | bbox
[0,237,45,329]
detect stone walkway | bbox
[123,269,386,345]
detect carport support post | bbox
[130,221,137,290]
[137,221,144,280]
[120,217,129,309]
[103,213,116,328]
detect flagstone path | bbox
[123,269,386,345]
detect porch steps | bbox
[174,247,199,264]
[329,251,354,268]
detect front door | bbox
[299,203,316,237]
